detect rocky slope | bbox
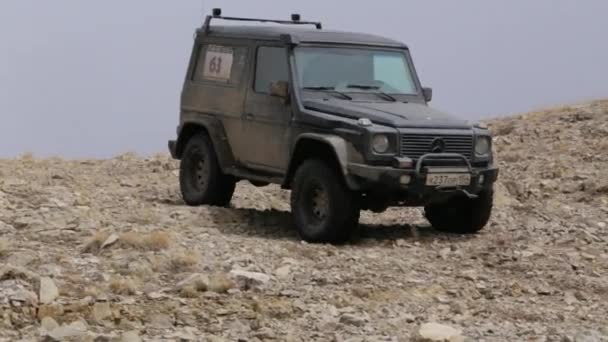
[1,100,607,341]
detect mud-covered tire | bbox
[424,189,494,234]
[291,159,360,243]
[179,133,235,207]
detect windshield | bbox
[294,47,418,95]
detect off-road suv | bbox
[168,9,499,243]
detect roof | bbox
[197,25,408,48]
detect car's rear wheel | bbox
[179,133,235,207]
[424,188,494,234]
[291,159,360,243]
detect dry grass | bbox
[169,251,199,272]
[19,152,34,162]
[82,231,111,254]
[0,238,9,258]
[179,280,208,298]
[83,231,172,254]
[119,231,171,251]
[207,273,235,294]
[109,277,138,295]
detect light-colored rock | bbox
[149,313,173,329]
[40,316,59,332]
[121,331,142,342]
[100,233,120,249]
[38,277,59,304]
[274,265,291,279]
[418,323,465,342]
[229,270,271,290]
[10,290,38,306]
[5,251,37,267]
[339,313,367,327]
[92,302,112,322]
[46,320,88,340]
[573,329,605,342]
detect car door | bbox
[242,45,292,172]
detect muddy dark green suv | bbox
[168,9,499,243]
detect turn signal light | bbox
[394,157,414,169]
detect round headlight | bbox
[475,136,491,155]
[372,134,390,153]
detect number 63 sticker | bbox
[203,45,234,82]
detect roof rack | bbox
[202,8,322,32]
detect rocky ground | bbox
[1,100,607,341]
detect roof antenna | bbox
[201,0,205,20]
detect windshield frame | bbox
[291,44,424,101]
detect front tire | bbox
[179,133,235,207]
[291,160,360,243]
[424,189,494,234]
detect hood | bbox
[303,99,472,129]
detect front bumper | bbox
[347,153,498,201]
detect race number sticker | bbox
[203,45,234,82]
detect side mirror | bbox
[270,81,289,100]
[422,87,433,102]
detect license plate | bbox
[426,173,471,186]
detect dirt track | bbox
[1,100,607,341]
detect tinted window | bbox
[192,44,247,85]
[254,47,289,93]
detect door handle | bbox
[245,113,254,120]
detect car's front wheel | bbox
[291,159,360,243]
[179,133,235,207]
[424,188,494,234]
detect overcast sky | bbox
[1,0,606,158]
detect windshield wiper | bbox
[303,86,352,100]
[346,84,398,102]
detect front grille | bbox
[400,133,473,160]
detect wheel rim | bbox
[301,181,330,226]
[311,186,329,220]
[189,149,210,193]
[196,159,209,187]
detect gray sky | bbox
[1,0,606,158]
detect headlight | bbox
[372,134,390,153]
[475,136,491,155]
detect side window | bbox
[192,44,247,85]
[254,47,289,94]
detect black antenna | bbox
[203,8,322,33]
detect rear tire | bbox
[291,159,360,243]
[179,133,235,207]
[424,188,494,234]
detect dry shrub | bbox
[126,207,161,225]
[169,251,199,272]
[119,231,171,251]
[0,239,9,257]
[207,274,235,294]
[19,152,34,161]
[83,286,100,298]
[177,274,208,298]
[109,277,138,295]
[179,280,208,298]
[179,285,199,298]
[82,231,111,254]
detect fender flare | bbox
[176,112,236,172]
[286,133,362,190]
